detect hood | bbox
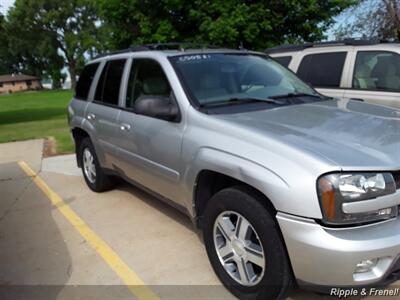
[216,99,400,170]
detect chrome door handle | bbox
[87,113,96,120]
[120,123,131,131]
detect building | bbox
[0,74,42,94]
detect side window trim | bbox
[88,60,106,102]
[120,57,133,108]
[351,50,400,93]
[94,61,109,102]
[339,50,352,88]
[123,58,141,111]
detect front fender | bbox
[184,147,323,219]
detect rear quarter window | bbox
[297,52,347,88]
[75,63,99,100]
[273,56,292,68]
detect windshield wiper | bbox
[199,97,284,108]
[270,93,328,100]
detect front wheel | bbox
[203,186,292,300]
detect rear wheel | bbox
[79,138,114,192]
[203,186,292,300]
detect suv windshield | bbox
[170,53,321,108]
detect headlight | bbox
[317,173,397,225]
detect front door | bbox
[114,58,185,204]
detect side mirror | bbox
[134,96,179,121]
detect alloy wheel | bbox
[213,211,265,286]
[83,147,96,184]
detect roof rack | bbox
[94,43,222,59]
[265,39,400,54]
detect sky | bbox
[0,0,14,15]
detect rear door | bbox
[343,50,400,108]
[70,62,100,130]
[85,59,127,169]
[296,51,348,98]
[114,57,185,203]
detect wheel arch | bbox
[193,170,279,229]
[187,148,288,229]
[71,127,90,167]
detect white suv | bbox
[266,40,400,108]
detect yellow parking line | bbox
[18,161,159,300]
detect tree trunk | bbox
[58,45,77,90]
[383,0,400,39]
[51,75,62,89]
[69,63,77,91]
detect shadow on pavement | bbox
[0,163,72,300]
[116,179,198,233]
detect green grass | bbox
[0,90,74,153]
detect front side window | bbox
[125,59,171,109]
[95,59,126,106]
[353,51,400,92]
[297,52,347,88]
[75,63,99,100]
[170,53,318,108]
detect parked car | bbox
[68,43,400,300]
[266,40,400,109]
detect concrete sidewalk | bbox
[0,139,44,180]
[41,154,81,176]
[0,139,80,178]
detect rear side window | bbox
[75,63,99,100]
[273,56,292,68]
[95,59,126,106]
[297,52,347,88]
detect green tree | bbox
[98,0,196,49]
[0,12,15,74]
[5,10,65,87]
[7,0,106,89]
[190,0,357,49]
[99,0,356,50]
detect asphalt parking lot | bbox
[0,139,397,300]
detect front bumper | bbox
[277,212,400,287]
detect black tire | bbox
[79,137,114,192]
[203,186,293,300]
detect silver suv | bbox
[68,44,400,299]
